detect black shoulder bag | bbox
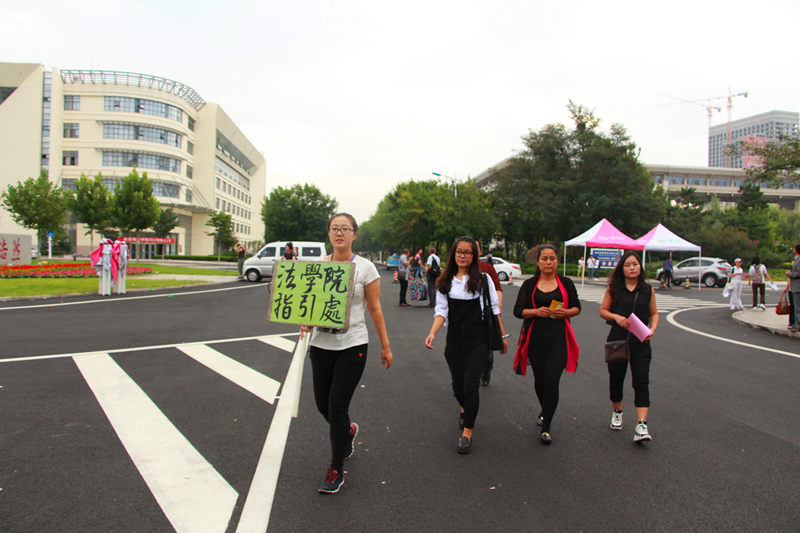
[481,274,504,351]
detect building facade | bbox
[708,110,799,169]
[0,63,266,256]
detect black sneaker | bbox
[318,467,344,493]
[481,372,491,386]
[457,435,472,454]
[345,422,359,459]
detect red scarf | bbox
[513,274,580,375]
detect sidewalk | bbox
[732,307,800,339]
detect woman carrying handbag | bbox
[599,251,658,443]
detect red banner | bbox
[123,237,175,243]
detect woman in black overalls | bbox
[425,237,509,454]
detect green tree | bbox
[206,211,236,260]
[152,208,180,258]
[68,172,113,250]
[492,102,662,256]
[261,184,337,242]
[111,169,160,259]
[1,169,69,248]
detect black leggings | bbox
[444,335,488,429]
[529,334,567,433]
[608,341,651,408]
[310,344,367,470]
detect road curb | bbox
[731,312,800,340]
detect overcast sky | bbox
[5,0,799,222]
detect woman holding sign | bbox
[301,213,393,494]
[513,244,581,445]
[599,250,658,443]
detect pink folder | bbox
[627,313,652,342]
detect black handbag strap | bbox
[625,290,640,342]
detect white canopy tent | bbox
[634,223,702,289]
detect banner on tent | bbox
[591,248,622,269]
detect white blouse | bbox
[434,274,500,327]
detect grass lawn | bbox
[0,278,209,298]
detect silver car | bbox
[656,257,732,288]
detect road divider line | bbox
[258,335,296,353]
[0,332,300,364]
[237,334,308,533]
[177,344,281,404]
[0,284,259,311]
[667,307,800,359]
[74,353,238,533]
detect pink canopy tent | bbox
[563,219,643,284]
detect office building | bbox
[0,62,266,256]
[708,110,799,169]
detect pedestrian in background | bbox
[300,213,393,494]
[282,242,297,260]
[599,250,658,443]
[661,256,673,289]
[425,236,508,454]
[577,256,585,279]
[476,241,502,386]
[728,258,745,311]
[748,256,772,310]
[513,244,581,445]
[398,248,409,306]
[113,237,129,294]
[786,244,800,332]
[425,247,441,308]
[588,255,599,279]
[236,243,246,277]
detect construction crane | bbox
[658,94,722,129]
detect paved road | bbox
[1,274,797,532]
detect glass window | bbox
[103,123,181,147]
[186,165,193,179]
[64,95,80,110]
[667,175,685,185]
[679,259,699,268]
[302,247,323,257]
[260,247,276,258]
[709,178,732,187]
[185,189,192,202]
[687,177,707,186]
[104,96,182,122]
[187,140,193,155]
[102,151,181,173]
[63,123,80,138]
[62,150,78,166]
[151,181,179,198]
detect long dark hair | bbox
[608,250,650,304]
[437,237,481,295]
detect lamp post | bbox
[432,172,459,197]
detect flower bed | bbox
[0,266,152,279]
[0,262,92,271]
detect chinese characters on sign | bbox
[0,233,32,264]
[268,260,355,329]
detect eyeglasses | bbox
[329,226,354,234]
[455,250,473,256]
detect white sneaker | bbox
[610,411,623,431]
[633,421,652,442]
[759,303,766,310]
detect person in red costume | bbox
[513,244,581,445]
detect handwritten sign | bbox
[268,260,355,329]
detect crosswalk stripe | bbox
[177,343,281,404]
[571,286,724,311]
[74,353,238,533]
[258,335,296,353]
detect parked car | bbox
[480,256,522,281]
[386,253,399,270]
[655,257,732,288]
[243,241,327,282]
[30,247,39,258]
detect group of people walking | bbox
[300,213,658,494]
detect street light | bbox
[432,172,459,197]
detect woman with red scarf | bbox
[513,244,581,444]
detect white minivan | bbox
[243,241,328,282]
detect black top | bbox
[607,283,652,343]
[514,274,581,338]
[446,296,486,343]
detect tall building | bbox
[0,62,266,256]
[708,110,799,169]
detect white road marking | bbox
[667,307,800,359]
[259,335,297,353]
[237,335,308,533]
[74,353,239,533]
[0,333,299,364]
[575,285,724,311]
[177,343,281,404]
[0,284,259,312]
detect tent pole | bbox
[697,248,702,290]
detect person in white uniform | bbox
[91,238,116,296]
[113,237,129,294]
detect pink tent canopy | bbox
[564,218,644,250]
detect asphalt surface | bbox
[0,274,798,532]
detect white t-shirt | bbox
[748,264,767,284]
[310,255,380,351]
[426,253,440,267]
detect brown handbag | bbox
[776,287,791,315]
[604,291,639,363]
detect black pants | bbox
[399,276,408,304]
[310,344,367,471]
[529,333,567,433]
[790,292,796,327]
[663,270,672,288]
[752,283,765,307]
[444,335,488,429]
[608,341,651,408]
[427,277,437,307]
